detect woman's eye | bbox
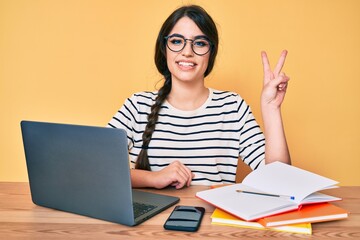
[170,38,183,45]
[194,40,208,47]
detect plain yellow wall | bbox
[1,0,359,185]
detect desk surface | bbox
[0,182,359,239]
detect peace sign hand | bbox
[261,50,290,109]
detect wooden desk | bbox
[0,182,359,239]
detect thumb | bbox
[269,72,290,88]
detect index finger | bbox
[261,51,271,74]
[181,165,193,187]
[273,50,288,76]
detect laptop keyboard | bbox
[133,202,157,219]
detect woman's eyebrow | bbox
[193,35,209,40]
[168,33,184,38]
[168,33,209,40]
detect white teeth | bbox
[178,62,195,67]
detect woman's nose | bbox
[181,40,194,57]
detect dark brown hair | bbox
[135,5,219,170]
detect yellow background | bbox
[1,0,359,185]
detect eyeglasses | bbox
[165,34,212,56]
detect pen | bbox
[236,190,295,200]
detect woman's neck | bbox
[167,81,209,111]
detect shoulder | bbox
[210,88,247,105]
[125,91,158,107]
[129,91,157,102]
[209,89,252,118]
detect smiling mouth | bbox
[177,61,196,67]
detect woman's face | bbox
[166,17,210,84]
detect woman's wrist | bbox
[261,103,291,165]
[261,97,282,111]
[131,169,156,188]
[261,103,282,125]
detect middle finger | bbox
[273,50,288,76]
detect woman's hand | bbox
[152,161,194,189]
[261,50,290,109]
[260,50,291,165]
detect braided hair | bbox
[135,5,219,170]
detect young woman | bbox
[108,5,291,189]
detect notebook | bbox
[211,208,312,235]
[21,120,179,226]
[196,161,341,221]
[258,202,348,227]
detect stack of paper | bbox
[197,162,349,234]
[196,162,342,221]
[211,208,312,235]
[211,202,348,234]
[258,202,348,227]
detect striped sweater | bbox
[108,88,265,185]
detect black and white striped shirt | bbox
[108,88,265,185]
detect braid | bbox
[135,76,172,170]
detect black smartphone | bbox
[164,205,205,232]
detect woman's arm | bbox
[131,161,194,189]
[260,50,291,165]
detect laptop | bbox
[20,120,179,226]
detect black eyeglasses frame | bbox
[164,34,212,56]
